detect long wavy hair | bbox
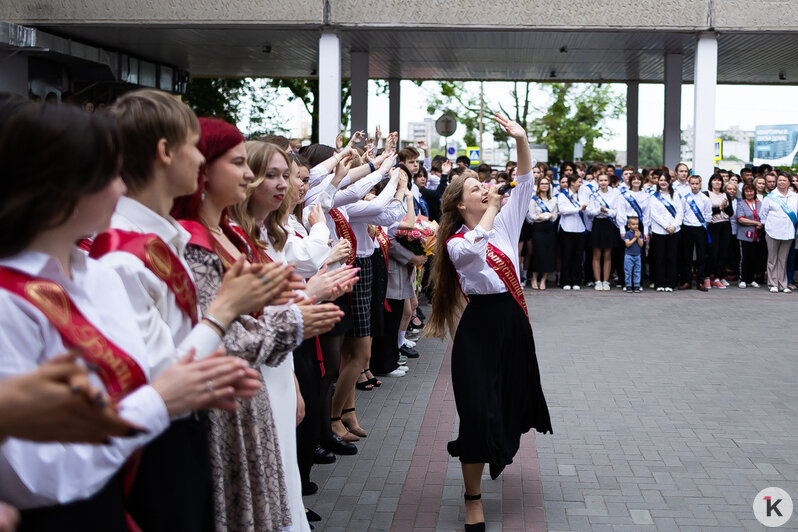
[229,141,290,252]
[424,175,470,339]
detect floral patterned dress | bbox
[185,245,302,532]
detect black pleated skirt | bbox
[590,217,619,249]
[448,292,552,480]
[531,221,557,273]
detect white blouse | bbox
[283,215,331,279]
[0,249,170,508]
[619,189,651,235]
[761,189,798,240]
[682,191,713,227]
[587,187,627,232]
[342,180,403,258]
[556,190,587,234]
[649,191,685,235]
[527,195,559,224]
[447,169,535,295]
[99,196,222,377]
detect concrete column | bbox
[350,51,369,137]
[318,31,341,146]
[663,53,683,169]
[626,81,639,169]
[0,54,29,95]
[389,78,400,137]
[692,33,718,182]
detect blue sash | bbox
[655,192,677,218]
[622,189,644,220]
[593,190,617,225]
[532,195,550,213]
[685,194,711,243]
[562,189,586,230]
[768,191,798,228]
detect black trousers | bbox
[370,297,404,374]
[740,240,761,283]
[19,473,126,532]
[651,232,679,288]
[680,225,709,284]
[582,231,594,284]
[560,231,585,286]
[295,338,322,487]
[707,221,731,278]
[127,414,214,532]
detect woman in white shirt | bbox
[527,176,559,290]
[556,174,588,290]
[760,172,798,292]
[649,173,684,291]
[587,173,625,290]
[426,115,551,532]
[0,103,261,531]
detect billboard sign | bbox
[754,125,798,166]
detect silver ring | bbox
[206,380,214,393]
[260,275,269,285]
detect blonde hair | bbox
[229,141,290,252]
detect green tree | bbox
[268,79,354,143]
[424,81,484,147]
[528,83,623,164]
[638,135,663,167]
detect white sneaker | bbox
[751,281,761,288]
[563,285,572,290]
[720,279,730,287]
[656,287,665,292]
[738,281,747,289]
[586,281,595,287]
[384,368,406,377]
[403,339,417,348]
[783,287,792,293]
[770,286,778,293]
[603,281,611,291]
[649,283,655,289]
[664,287,673,292]
[573,285,581,290]
[594,283,602,291]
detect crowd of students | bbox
[0,89,436,532]
[515,162,798,293]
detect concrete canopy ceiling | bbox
[33,24,798,85]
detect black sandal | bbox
[341,407,367,438]
[464,493,485,532]
[355,370,374,391]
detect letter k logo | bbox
[765,496,783,517]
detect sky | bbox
[263,80,798,157]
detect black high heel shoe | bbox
[355,370,374,391]
[464,493,485,532]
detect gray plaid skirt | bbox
[346,254,373,337]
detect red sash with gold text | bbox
[374,227,390,271]
[90,229,199,325]
[446,233,529,317]
[329,208,357,265]
[0,267,148,401]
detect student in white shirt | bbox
[426,115,552,532]
[649,173,684,291]
[527,176,559,290]
[680,175,713,292]
[0,103,261,531]
[557,174,588,290]
[587,173,625,290]
[760,172,798,292]
[95,89,291,532]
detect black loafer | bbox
[313,445,336,464]
[399,344,420,358]
[320,434,358,456]
[302,481,318,496]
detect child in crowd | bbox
[623,216,644,292]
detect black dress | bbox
[448,292,552,479]
[531,221,557,273]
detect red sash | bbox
[329,208,357,265]
[374,227,390,271]
[447,233,529,317]
[178,219,266,318]
[0,267,148,401]
[90,229,199,325]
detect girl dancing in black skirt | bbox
[426,114,552,531]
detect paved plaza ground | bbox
[305,287,798,531]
